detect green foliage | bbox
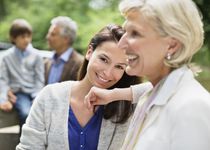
[0,0,210,67]
[75,8,123,54]
[193,0,210,65]
[0,0,123,53]
[0,0,209,91]
[196,66,210,92]
[0,21,10,42]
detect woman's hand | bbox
[84,86,132,111]
[84,87,113,111]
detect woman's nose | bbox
[118,34,128,51]
[103,67,113,78]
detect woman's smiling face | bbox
[86,41,127,89]
[118,10,171,84]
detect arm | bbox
[16,86,49,150]
[85,82,152,110]
[31,55,45,98]
[84,86,132,111]
[131,82,153,103]
[0,58,11,105]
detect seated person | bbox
[0,19,44,131]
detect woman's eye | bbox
[116,65,124,70]
[99,57,108,63]
[131,30,141,37]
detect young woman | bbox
[85,0,210,149]
[16,24,140,150]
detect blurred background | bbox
[0,0,210,91]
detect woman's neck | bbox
[71,79,93,102]
[70,79,96,127]
[150,66,172,86]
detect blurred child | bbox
[0,19,44,131]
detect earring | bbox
[166,53,171,60]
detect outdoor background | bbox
[0,0,209,91]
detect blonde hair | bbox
[119,0,204,68]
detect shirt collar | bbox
[52,47,73,62]
[148,65,193,107]
[14,44,31,58]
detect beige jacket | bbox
[123,66,210,150]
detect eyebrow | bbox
[100,54,110,61]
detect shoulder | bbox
[0,48,16,65]
[43,81,74,95]
[163,67,209,108]
[1,47,15,59]
[166,83,210,144]
[168,78,210,120]
[71,50,84,61]
[176,77,210,103]
[34,81,74,106]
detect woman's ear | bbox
[85,45,93,60]
[165,37,182,60]
[167,37,182,55]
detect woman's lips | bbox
[126,54,138,66]
[97,73,109,83]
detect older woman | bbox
[85,0,210,149]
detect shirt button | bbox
[80,145,83,148]
[80,132,83,135]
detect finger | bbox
[84,95,91,109]
[11,94,17,101]
[85,95,95,110]
[0,105,11,112]
[8,91,16,104]
[84,98,94,113]
[10,95,16,100]
[88,92,97,107]
[10,97,16,104]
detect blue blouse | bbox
[68,106,104,150]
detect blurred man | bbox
[45,16,83,84]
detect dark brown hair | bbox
[9,19,32,44]
[78,24,141,123]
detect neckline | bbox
[69,106,103,130]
